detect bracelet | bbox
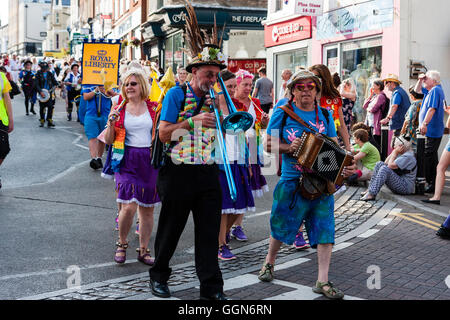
[188,117,195,129]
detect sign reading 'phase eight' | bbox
[81,41,121,86]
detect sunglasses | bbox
[295,82,316,91]
[125,81,138,87]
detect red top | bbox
[232,97,262,124]
[319,96,342,122]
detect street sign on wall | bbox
[294,0,324,16]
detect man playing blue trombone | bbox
[148,1,229,301]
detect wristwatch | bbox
[423,122,428,126]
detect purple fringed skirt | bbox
[250,164,269,198]
[101,145,114,180]
[114,146,160,207]
[219,163,255,214]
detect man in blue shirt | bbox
[380,74,411,140]
[82,84,116,170]
[415,71,446,193]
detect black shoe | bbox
[200,292,229,301]
[67,114,72,121]
[30,108,36,115]
[47,120,55,128]
[421,199,440,205]
[149,279,171,298]
[425,186,435,194]
[26,112,29,116]
[436,225,450,239]
[39,120,45,127]
[96,158,103,169]
[90,159,100,170]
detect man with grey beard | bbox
[149,60,228,300]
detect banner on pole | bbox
[81,40,121,86]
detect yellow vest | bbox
[0,72,10,126]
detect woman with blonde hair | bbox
[104,68,160,265]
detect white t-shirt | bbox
[124,109,153,148]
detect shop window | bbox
[275,0,284,11]
[275,48,308,101]
[164,32,185,71]
[324,37,382,122]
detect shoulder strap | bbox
[319,107,329,125]
[181,83,188,112]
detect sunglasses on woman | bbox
[125,81,138,87]
[295,82,316,91]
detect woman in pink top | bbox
[363,79,388,150]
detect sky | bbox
[0,0,8,26]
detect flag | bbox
[156,67,176,113]
[149,70,162,103]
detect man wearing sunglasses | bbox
[82,84,117,170]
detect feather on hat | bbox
[183,0,227,73]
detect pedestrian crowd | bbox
[1,23,449,300]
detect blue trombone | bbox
[209,87,237,202]
[217,75,254,134]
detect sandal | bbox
[114,241,128,264]
[137,247,154,266]
[312,281,344,300]
[258,262,274,282]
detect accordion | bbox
[293,131,353,186]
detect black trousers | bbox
[0,122,10,160]
[39,99,55,122]
[67,89,81,114]
[424,136,442,186]
[260,102,273,114]
[23,90,35,114]
[150,162,224,297]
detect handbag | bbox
[298,172,336,201]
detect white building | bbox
[42,0,71,57]
[265,0,450,105]
[8,0,52,56]
[0,24,8,53]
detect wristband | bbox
[188,117,195,129]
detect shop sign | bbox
[294,0,324,16]
[72,33,88,45]
[316,0,393,40]
[264,16,312,48]
[166,8,266,29]
[228,59,266,74]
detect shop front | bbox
[264,16,312,101]
[311,0,395,122]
